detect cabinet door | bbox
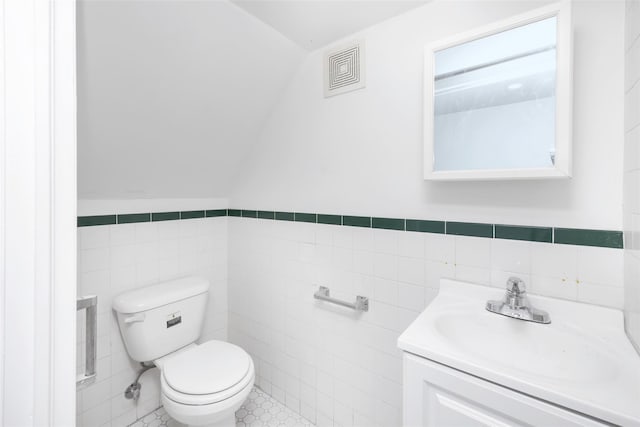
[403,353,607,427]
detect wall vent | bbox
[324,40,366,98]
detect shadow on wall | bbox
[425,179,573,211]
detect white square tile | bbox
[425,260,455,289]
[110,244,136,269]
[398,283,425,312]
[424,234,454,263]
[531,242,578,280]
[372,253,397,280]
[332,246,353,271]
[110,224,135,247]
[316,390,333,418]
[316,370,333,396]
[333,227,353,249]
[300,382,316,407]
[372,277,398,304]
[333,400,354,427]
[351,228,372,251]
[577,246,624,287]
[80,226,110,250]
[299,242,316,263]
[374,376,402,407]
[397,256,425,285]
[372,229,399,254]
[315,224,334,246]
[110,408,136,427]
[156,220,181,240]
[110,394,135,421]
[80,400,111,427]
[491,239,531,274]
[455,236,491,269]
[81,379,112,412]
[134,222,158,244]
[81,247,110,273]
[578,282,624,309]
[529,275,578,300]
[399,232,425,258]
[353,250,373,275]
[455,265,491,286]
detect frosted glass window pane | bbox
[433,17,557,171]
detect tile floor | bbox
[129,387,314,427]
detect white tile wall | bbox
[76,217,228,427]
[625,0,640,353]
[227,218,624,427]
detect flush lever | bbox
[124,313,145,324]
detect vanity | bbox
[397,279,640,426]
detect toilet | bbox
[112,276,254,427]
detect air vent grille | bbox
[324,41,366,97]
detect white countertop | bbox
[397,279,640,426]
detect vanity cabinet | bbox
[403,353,606,427]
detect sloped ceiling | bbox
[77,0,305,199]
[77,0,427,199]
[231,1,428,50]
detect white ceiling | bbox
[231,0,428,50]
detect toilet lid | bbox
[162,341,250,395]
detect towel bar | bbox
[76,295,97,390]
[314,286,369,312]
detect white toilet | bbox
[113,276,254,427]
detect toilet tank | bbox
[112,276,209,362]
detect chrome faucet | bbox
[486,277,551,324]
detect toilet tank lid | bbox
[112,276,209,314]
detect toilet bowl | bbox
[112,277,256,427]
[156,341,255,427]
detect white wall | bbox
[225,1,628,425]
[230,0,625,230]
[76,0,304,199]
[228,217,623,427]
[76,215,228,427]
[624,0,640,352]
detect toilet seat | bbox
[159,340,254,406]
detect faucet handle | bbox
[506,277,526,295]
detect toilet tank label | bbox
[166,312,182,328]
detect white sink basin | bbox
[398,279,640,426]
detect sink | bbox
[398,279,640,426]
[433,312,617,383]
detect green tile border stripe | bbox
[117,213,150,224]
[446,221,493,238]
[76,209,624,249]
[406,219,445,234]
[318,214,341,225]
[77,215,116,227]
[180,210,205,220]
[152,211,180,222]
[258,211,275,220]
[241,210,258,218]
[495,224,552,243]
[343,215,371,228]
[295,212,317,223]
[275,211,295,221]
[372,217,404,231]
[554,228,623,248]
[206,209,227,218]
